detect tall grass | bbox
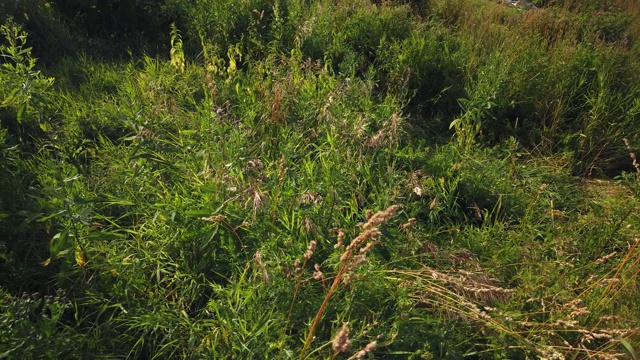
[1,0,639,358]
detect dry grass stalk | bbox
[423,268,515,306]
[367,112,404,149]
[278,155,288,184]
[395,244,640,360]
[253,250,269,284]
[300,205,401,358]
[252,188,264,222]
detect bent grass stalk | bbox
[299,205,400,359]
[596,238,640,308]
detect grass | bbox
[1,0,640,358]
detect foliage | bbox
[0,21,53,129]
[1,0,640,359]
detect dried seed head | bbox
[313,264,324,280]
[253,251,269,283]
[595,252,617,264]
[356,341,378,358]
[341,229,381,262]
[294,259,301,274]
[252,189,264,222]
[401,217,416,230]
[347,255,367,271]
[304,217,317,234]
[335,229,345,248]
[200,214,226,222]
[429,197,439,210]
[366,209,374,219]
[362,205,400,231]
[342,272,354,285]
[304,240,317,260]
[332,323,352,353]
[278,156,288,182]
[253,250,263,266]
[359,240,380,255]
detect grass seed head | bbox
[313,263,323,280]
[332,323,352,353]
[294,259,301,274]
[359,240,380,255]
[401,217,416,230]
[341,229,381,262]
[304,240,317,261]
[335,229,345,248]
[362,205,400,231]
[356,340,378,359]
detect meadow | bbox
[1,0,639,358]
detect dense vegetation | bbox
[1,0,640,358]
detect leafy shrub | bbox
[0,290,75,359]
[0,21,53,132]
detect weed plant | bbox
[1,0,639,359]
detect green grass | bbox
[1,0,640,358]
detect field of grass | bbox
[1,0,640,358]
